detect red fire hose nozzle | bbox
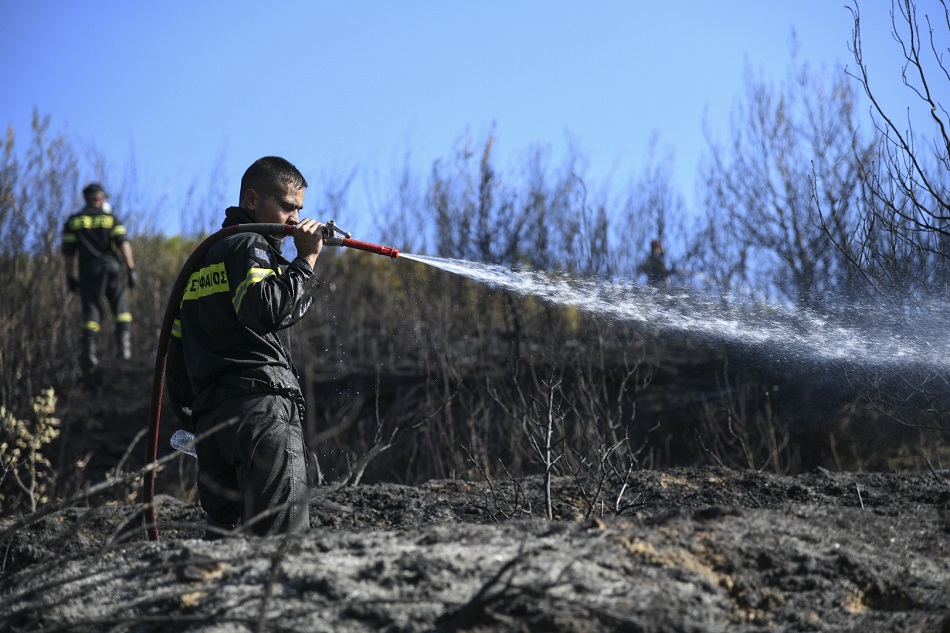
[339,237,400,259]
[321,220,399,258]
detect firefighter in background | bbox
[62,183,138,378]
[638,238,673,288]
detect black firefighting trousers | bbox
[78,258,131,368]
[194,392,311,537]
[79,257,130,327]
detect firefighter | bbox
[638,238,673,288]
[62,183,137,379]
[166,156,324,538]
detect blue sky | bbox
[1,1,936,238]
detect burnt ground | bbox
[2,359,950,632]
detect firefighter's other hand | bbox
[127,268,138,289]
[67,276,80,293]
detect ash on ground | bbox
[3,467,950,632]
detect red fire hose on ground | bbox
[142,221,398,541]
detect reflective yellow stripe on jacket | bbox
[182,263,230,301]
[179,263,275,315]
[232,268,275,313]
[68,214,115,231]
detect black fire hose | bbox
[142,223,292,541]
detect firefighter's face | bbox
[246,185,305,228]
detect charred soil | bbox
[2,359,950,632]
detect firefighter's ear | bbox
[244,189,260,214]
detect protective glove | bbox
[127,268,138,289]
[67,276,80,293]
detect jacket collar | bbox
[222,206,284,253]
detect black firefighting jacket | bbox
[166,207,319,427]
[61,205,128,274]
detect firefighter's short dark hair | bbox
[240,157,308,204]
[82,183,107,203]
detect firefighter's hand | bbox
[127,268,138,289]
[67,276,80,293]
[293,219,324,267]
